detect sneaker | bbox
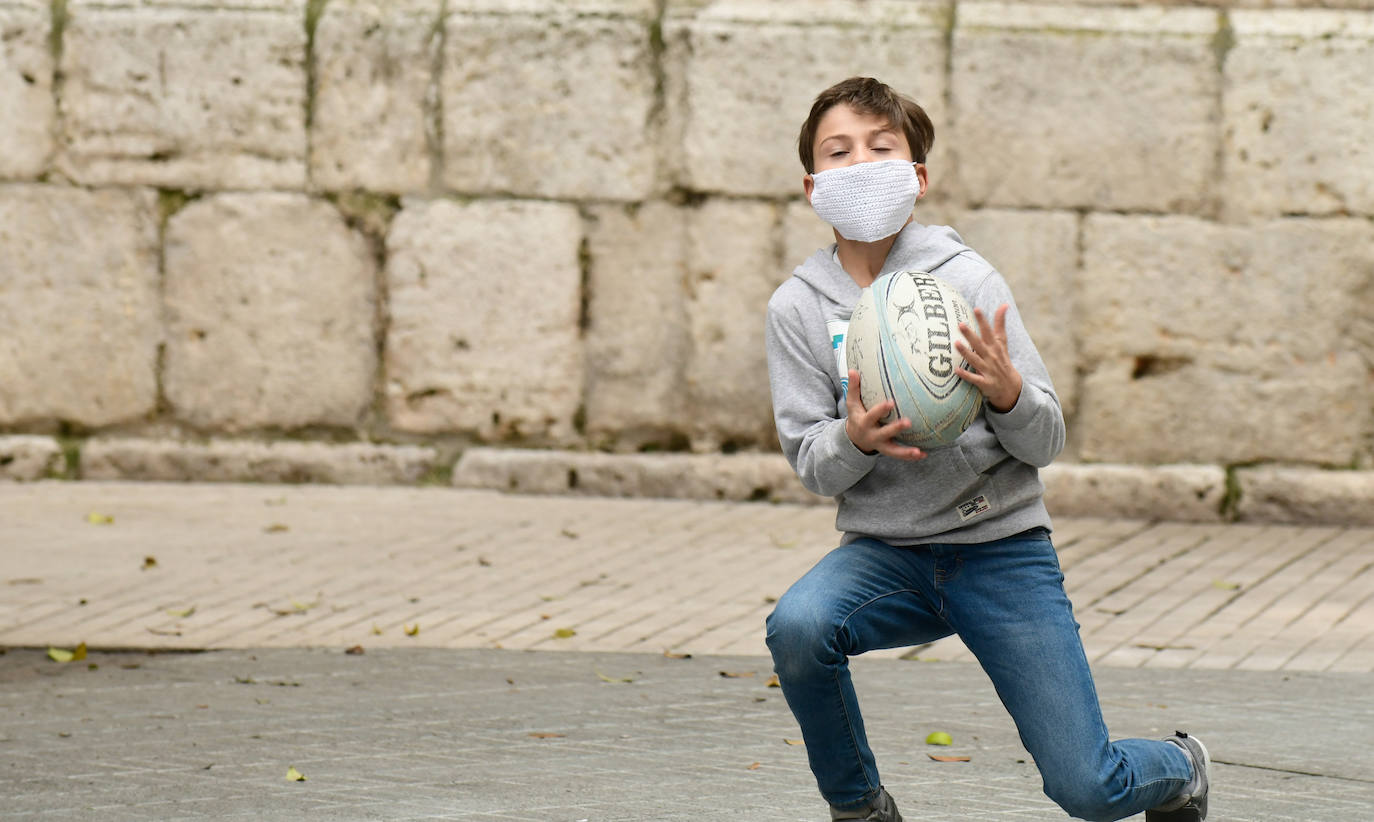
[1146,731,1210,821]
[830,787,903,821]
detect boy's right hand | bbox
[844,370,928,462]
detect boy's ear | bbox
[915,164,928,199]
[803,174,815,202]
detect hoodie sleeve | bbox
[969,270,1066,468]
[765,295,878,497]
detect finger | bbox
[974,307,997,342]
[959,319,990,355]
[957,323,981,363]
[994,304,1010,341]
[878,442,927,461]
[845,370,864,413]
[874,415,912,439]
[847,370,894,420]
[955,338,987,372]
[955,365,987,387]
[862,398,896,427]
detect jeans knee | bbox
[765,595,838,677]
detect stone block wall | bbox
[1,0,1372,521]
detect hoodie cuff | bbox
[985,385,1039,430]
[829,419,880,473]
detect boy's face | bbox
[803,103,927,202]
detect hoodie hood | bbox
[790,220,974,309]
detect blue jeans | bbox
[765,529,1192,821]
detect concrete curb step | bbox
[3,436,1373,526]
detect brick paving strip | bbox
[2,482,1372,672]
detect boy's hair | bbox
[797,77,935,174]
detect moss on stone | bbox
[329,190,401,241]
[55,436,81,480]
[157,190,196,228]
[1220,464,1244,520]
[48,0,67,65]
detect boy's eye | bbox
[873,147,892,153]
[829,150,849,158]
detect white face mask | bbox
[809,160,920,243]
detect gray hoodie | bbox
[765,220,1065,546]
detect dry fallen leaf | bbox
[286,766,306,781]
[595,670,635,684]
[746,762,761,770]
[1212,580,1241,591]
[166,606,196,618]
[528,732,565,739]
[404,623,420,637]
[719,670,756,678]
[345,645,365,655]
[928,754,971,763]
[264,523,290,534]
[86,512,114,525]
[552,628,576,639]
[783,738,804,746]
[765,674,780,688]
[47,642,87,663]
[663,650,692,659]
[371,624,383,635]
[142,556,158,570]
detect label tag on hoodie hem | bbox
[956,494,991,522]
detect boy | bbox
[763,77,1210,822]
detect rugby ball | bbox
[844,270,983,448]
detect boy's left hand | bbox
[954,304,1022,413]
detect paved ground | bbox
[2,648,1372,821]
[2,481,1374,820]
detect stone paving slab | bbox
[2,482,1373,673]
[1,647,1372,821]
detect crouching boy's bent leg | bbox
[946,529,1194,821]
[765,539,951,815]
